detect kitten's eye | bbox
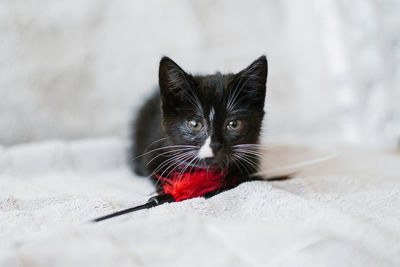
[188,120,203,131]
[227,120,242,131]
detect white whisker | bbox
[231,158,244,174]
[233,148,263,157]
[156,153,196,187]
[233,155,251,174]
[144,137,170,152]
[132,144,198,160]
[177,155,199,183]
[163,154,197,182]
[252,154,337,177]
[146,147,195,165]
[152,152,196,188]
[235,152,260,171]
[233,144,279,152]
[150,151,194,178]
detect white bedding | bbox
[0,137,399,267]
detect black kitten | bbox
[130,56,267,192]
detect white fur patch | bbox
[209,107,215,123]
[198,137,213,158]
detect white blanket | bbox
[1,138,399,267]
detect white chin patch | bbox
[198,137,213,159]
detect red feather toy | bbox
[92,168,233,222]
[156,168,228,201]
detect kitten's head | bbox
[159,56,267,171]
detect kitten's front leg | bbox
[204,164,293,198]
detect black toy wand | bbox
[92,194,175,222]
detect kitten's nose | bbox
[210,143,222,154]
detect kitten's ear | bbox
[233,55,268,109]
[239,55,268,84]
[159,57,192,108]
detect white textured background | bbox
[1,0,399,149]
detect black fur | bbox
[130,56,268,191]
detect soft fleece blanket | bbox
[0,138,399,267]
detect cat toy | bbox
[92,154,336,222]
[92,168,233,222]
